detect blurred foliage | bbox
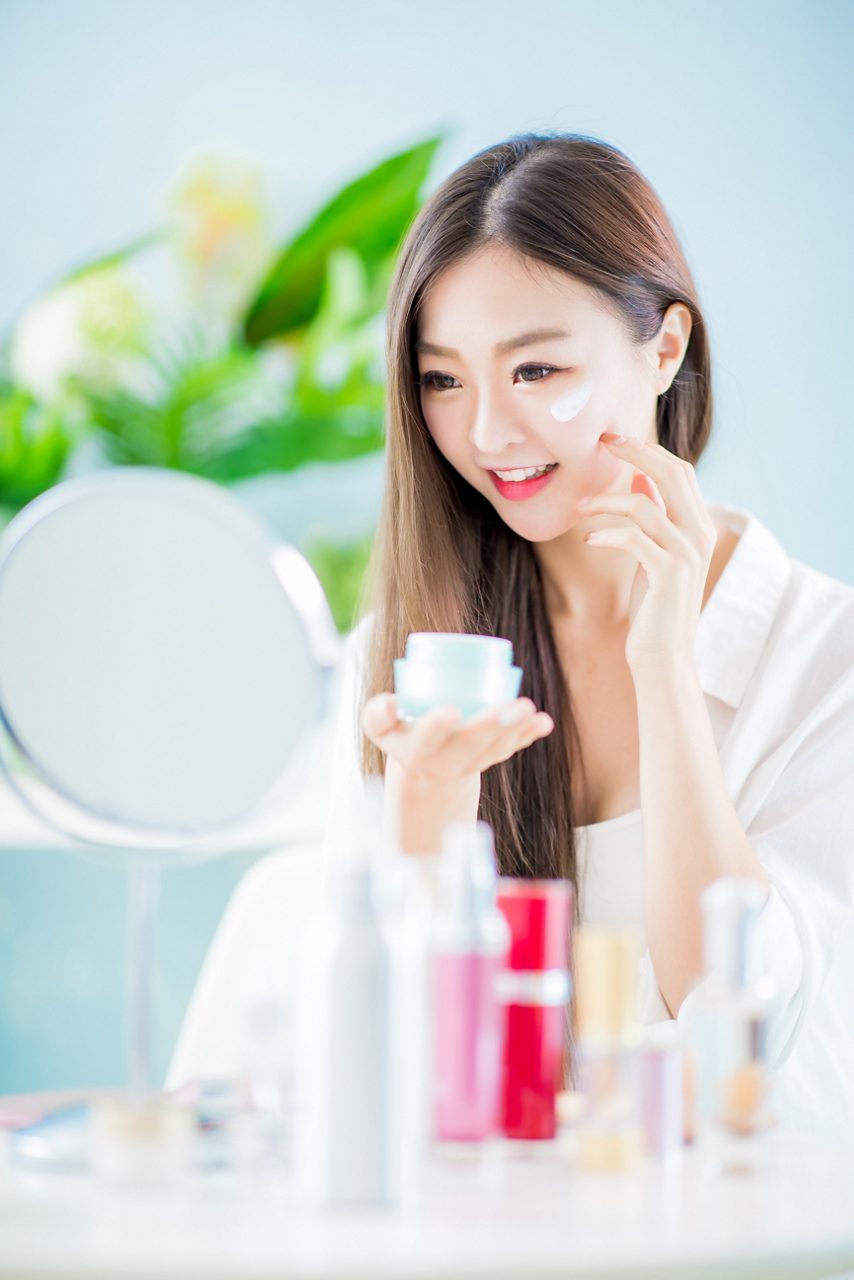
[79,325,287,473]
[0,379,77,528]
[305,532,376,636]
[3,132,447,624]
[59,230,168,287]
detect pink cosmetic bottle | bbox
[432,821,510,1143]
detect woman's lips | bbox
[488,464,559,501]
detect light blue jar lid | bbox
[404,632,515,673]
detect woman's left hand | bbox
[575,432,718,678]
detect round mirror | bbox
[0,466,342,1168]
[0,466,340,863]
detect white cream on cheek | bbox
[549,378,593,423]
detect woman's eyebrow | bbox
[414,328,573,358]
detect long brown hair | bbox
[358,130,712,937]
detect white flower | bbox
[10,269,148,402]
[10,287,88,402]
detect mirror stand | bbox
[126,856,160,1100]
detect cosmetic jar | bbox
[90,1095,194,1188]
[393,632,522,722]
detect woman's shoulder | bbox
[778,550,854,678]
[785,551,854,617]
[759,535,854,737]
[704,504,854,729]
[727,503,854,670]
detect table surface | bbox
[2,1092,854,1280]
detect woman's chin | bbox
[499,509,583,544]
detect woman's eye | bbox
[417,364,560,392]
[515,364,557,383]
[417,372,458,391]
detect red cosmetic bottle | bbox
[495,879,574,1140]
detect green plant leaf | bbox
[0,386,75,509]
[242,134,445,345]
[196,407,385,483]
[290,245,381,411]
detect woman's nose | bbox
[468,390,527,456]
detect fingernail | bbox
[575,495,592,509]
[498,702,527,726]
[599,432,626,444]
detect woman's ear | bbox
[655,301,692,394]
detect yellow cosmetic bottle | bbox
[573,926,644,1172]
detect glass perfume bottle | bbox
[573,926,644,1171]
[679,877,778,1172]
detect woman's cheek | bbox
[421,413,455,465]
[555,435,624,501]
[547,378,641,496]
[586,444,626,496]
[542,399,621,490]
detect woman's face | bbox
[415,242,665,543]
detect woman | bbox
[322,132,854,1138]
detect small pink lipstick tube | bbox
[495,878,574,1141]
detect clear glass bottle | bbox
[679,877,778,1172]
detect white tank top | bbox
[574,807,644,933]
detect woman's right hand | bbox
[361,694,555,788]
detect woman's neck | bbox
[535,507,737,633]
[535,527,638,630]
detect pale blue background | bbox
[0,0,851,1094]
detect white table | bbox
[2,1092,854,1279]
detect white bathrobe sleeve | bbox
[733,671,854,1067]
[675,669,854,1071]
